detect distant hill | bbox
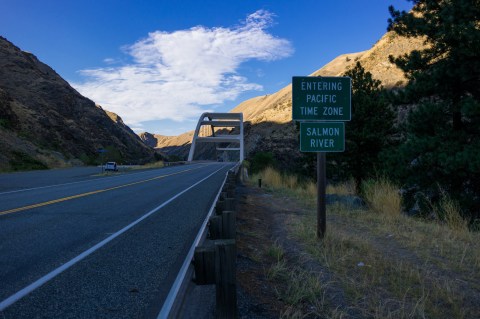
[147,31,424,165]
[0,36,154,171]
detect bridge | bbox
[188,112,244,162]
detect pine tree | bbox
[329,62,395,188]
[387,0,480,220]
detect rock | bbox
[326,194,366,209]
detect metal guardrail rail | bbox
[157,162,241,318]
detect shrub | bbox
[250,152,276,174]
[0,118,11,129]
[9,151,48,171]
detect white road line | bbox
[0,165,197,196]
[0,164,227,312]
[0,164,205,196]
[157,163,238,318]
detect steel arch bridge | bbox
[187,112,244,162]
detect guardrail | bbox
[193,168,238,318]
[158,162,241,319]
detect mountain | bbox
[0,36,154,171]
[139,131,193,159]
[148,30,424,166]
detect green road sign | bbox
[292,76,351,121]
[300,122,345,152]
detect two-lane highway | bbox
[0,162,234,318]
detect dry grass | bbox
[130,161,165,170]
[327,178,356,195]
[258,166,283,188]
[246,167,480,318]
[253,167,354,205]
[267,254,336,318]
[435,194,469,232]
[140,160,165,169]
[255,167,355,195]
[289,202,480,319]
[362,177,402,219]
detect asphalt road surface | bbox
[0,163,234,318]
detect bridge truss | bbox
[187,113,244,162]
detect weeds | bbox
[134,160,165,170]
[291,205,477,318]
[266,258,288,281]
[362,177,402,219]
[327,179,356,195]
[267,240,285,261]
[246,167,480,319]
[252,167,353,206]
[435,193,468,232]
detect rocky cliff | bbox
[0,36,154,171]
[149,31,424,166]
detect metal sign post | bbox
[292,76,351,239]
[97,148,107,173]
[317,153,326,238]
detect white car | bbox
[104,162,118,171]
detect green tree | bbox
[250,151,276,174]
[387,0,480,220]
[330,62,395,188]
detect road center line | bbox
[0,166,202,216]
[0,164,227,311]
[0,164,206,196]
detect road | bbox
[0,163,234,318]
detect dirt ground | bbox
[234,182,480,319]
[178,182,302,319]
[235,183,314,318]
[180,176,480,318]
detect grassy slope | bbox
[236,169,480,318]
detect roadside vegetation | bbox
[240,3,479,314]
[9,151,48,171]
[243,167,480,318]
[266,0,480,229]
[132,160,165,170]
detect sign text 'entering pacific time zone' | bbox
[292,76,351,121]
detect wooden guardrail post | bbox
[215,200,225,215]
[225,185,235,198]
[209,215,222,239]
[193,172,238,318]
[225,198,235,211]
[194,244,215,285]
[209,212,235,240]
[215,239,237,318]
[227,172,236,183]
[221,211,236,240]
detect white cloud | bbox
[103,58,118,64]
[72,10,293,130]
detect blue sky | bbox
[1,0,413,136]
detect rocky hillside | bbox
[0,36,154,171]
[149,31,424,165]
[139,131,193,159]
